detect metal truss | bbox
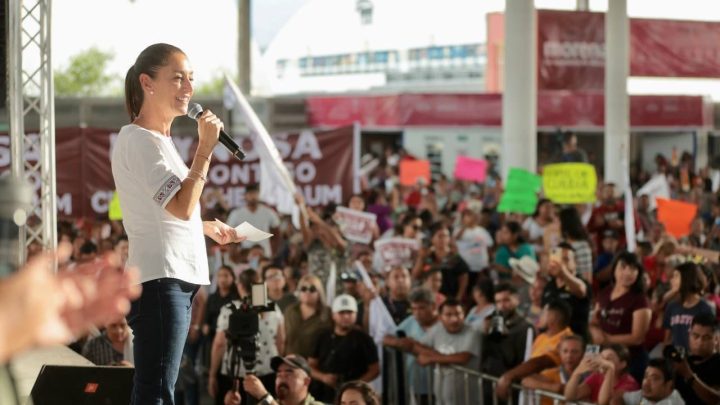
[8,0,57,264]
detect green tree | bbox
[54,47,118,96]
[194,74,226,96]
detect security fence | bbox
[382,347,595,405]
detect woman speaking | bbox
[111,43,244,405]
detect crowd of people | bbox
[46,142,720,405]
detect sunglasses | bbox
[299,285,318,293]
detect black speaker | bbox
[29,365,134,405]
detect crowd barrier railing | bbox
[382,346,595,405]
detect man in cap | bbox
[340,271,365,327]
[308,294,379,402]
[224,354,323,405]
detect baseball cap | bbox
[332,294,358,313]
[270,354,311,376]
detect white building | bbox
[258,0,494,95]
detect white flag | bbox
[223,74,300,217]
[637,174,670,210]
[354,260,397,393]
[625,186,637,253]
[326,262,337,304]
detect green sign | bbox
[498,168,541,214]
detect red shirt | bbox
[588,201,627,249]
[597,288,649,357]
[584,372,639,403]
[597,288,649,336]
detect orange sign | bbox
[656,198,697,238]
[399,160,431,187]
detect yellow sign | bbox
[542,163,597,204]
[109,191,123,220]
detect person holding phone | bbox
[564,344,639,404]
[541,242,591,338]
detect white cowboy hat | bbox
[509,256,539,284]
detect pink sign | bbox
[454,155,488,183]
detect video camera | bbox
[225,282,275,376]
[488,311,508,340]
[663,345,687,363]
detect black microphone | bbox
[187,103,246,160]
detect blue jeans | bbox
[127,278,199,405]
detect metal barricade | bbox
[382,346,595,405]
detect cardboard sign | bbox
[543,163,597,204]
[399,160,431,186]
[335,207,377,245]
[498,168,541,214]
[656,198,697,238]
[108,191,122,220]
[374,237,419,270]
[498,194,538,215]
[453,155,488,183]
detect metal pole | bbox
[238,0,251,94]
[8,0,26,266]
[41,0,58,255]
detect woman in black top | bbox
[204,266,239,339]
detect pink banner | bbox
[454,155,488,183]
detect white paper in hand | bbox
[234,222,273,242]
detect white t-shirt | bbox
[227,205,280,257]
[522,217,546,242]
[453,226,494,272]
[622,389,685,405]
[111,124,209,285]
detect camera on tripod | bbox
[226,282,275,376]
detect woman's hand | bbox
[204,219,247,245]
[196,109,222,154]
[574,355,596,375]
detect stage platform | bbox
[10,345,92,404]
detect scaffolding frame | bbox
[7,0,57,264]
